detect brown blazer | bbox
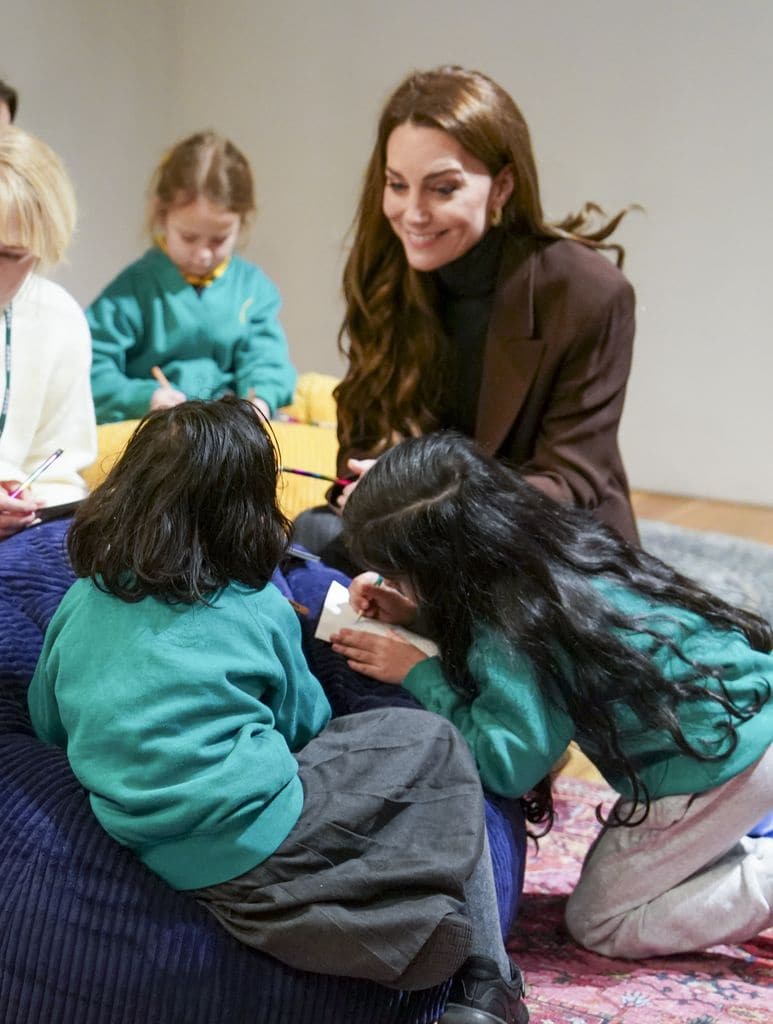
[338,233,638,544]
[474,235,638,544]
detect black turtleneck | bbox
[434,226,504,434]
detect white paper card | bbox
[314,580,439,658]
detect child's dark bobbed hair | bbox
[69,396,290,603]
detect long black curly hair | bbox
[343,432,771,829]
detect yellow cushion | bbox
[81,419,139,491]
[273,420,338,520]
[278,372,338,426]
[275,372,339,518]
[82,373,340,522]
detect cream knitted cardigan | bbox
[0,275,97,505]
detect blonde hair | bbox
[0,125,76,266]
[147,130,256,237]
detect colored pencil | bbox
[151,365,171,388]
[354,574,384,624]
[281,466,350,488]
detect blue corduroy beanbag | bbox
[0,521,525,1023]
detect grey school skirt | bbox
[191,707,485,990]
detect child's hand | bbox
[150,385,187,410]
[0,482,43,539]
[249,396,271,419]
[335,458,376,511]
[349,572,417,626]
[331,628,428,684]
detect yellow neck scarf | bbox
[155,236,230,288]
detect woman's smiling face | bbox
[382,121,512,273]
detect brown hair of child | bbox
[147,130,256,238]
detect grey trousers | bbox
[566,745,773,958]
[192,707,502,990]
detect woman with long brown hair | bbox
[294,64,638,569]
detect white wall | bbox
[6,0,772,505]
[8,0,172,303]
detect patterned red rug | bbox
[508,776,772,1023]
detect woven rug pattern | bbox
[508,777,772,1023]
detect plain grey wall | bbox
[10,1,173,300]
[6,0,773,504]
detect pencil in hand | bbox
[8,449,64,498]
[151,365,172,388]
[354,574,384,624]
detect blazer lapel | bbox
[474,235,546,453]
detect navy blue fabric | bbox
[0,522,525,1022]
[749,810,773,838]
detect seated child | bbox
[87,131,296,423]
[0,126,97,539]
[333,431,773,961]
[27,398,528,1021]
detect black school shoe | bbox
[438,955,529,1024]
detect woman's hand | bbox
[0,482,43,540]
[349,572,418,626]
[335,457,376,511]
[331,627,428,684]
[150,385,187,410]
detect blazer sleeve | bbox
[520,273,635,513]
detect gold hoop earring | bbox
[490,207,503,227]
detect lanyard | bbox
[0,305,10,442]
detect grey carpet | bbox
[638,519,773,626]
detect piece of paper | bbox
[314,580,439,658]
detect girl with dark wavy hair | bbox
[333,431,773,960]
[27,398,530,1016]
[294,64,638,572]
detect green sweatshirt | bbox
[28,578,331,889]
[404,583,772,802]
[87,248,296,422]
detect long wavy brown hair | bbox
[335,65,634,466]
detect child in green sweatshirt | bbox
[87,132,296,423]
[334,431,773,962]
[27,398,527,1014]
